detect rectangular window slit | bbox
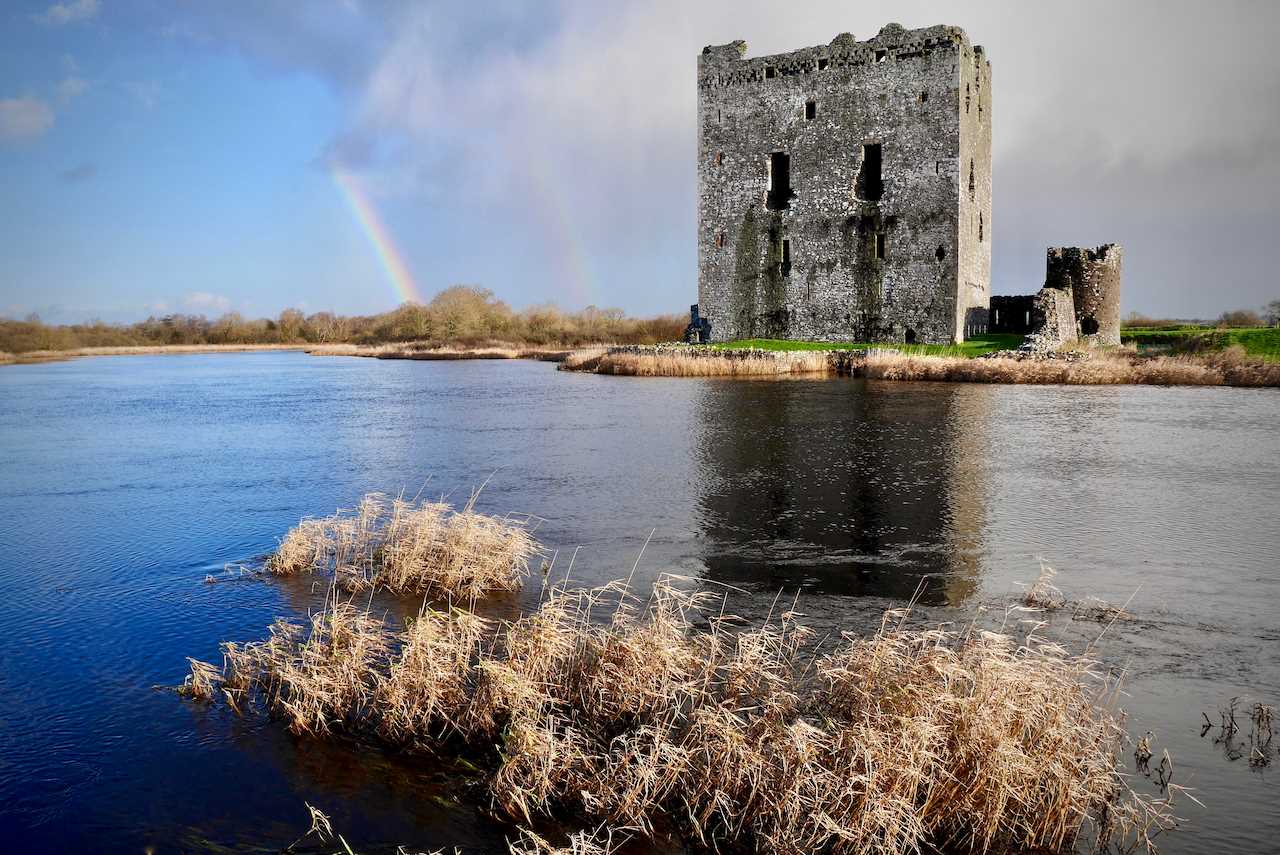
[804,100,817,120]
[875,49,887,62]
[818,58,829,70]
[765,65,777,79]
[856,143,883,201]
[766,151,793,211]
[781,239,792,277]
[875,233,887,260]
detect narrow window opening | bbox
[935,244,946,261]
[965,83,971,113]
[766,152,794,211]
[1025,310,1031,327]
[781,239,792,277]
[714,151,723,166]
[919,90,928,104]
[968,160,975,201]
[905,328,917,344]
[855,143,883,202]
[804,100,817,120]
[875,49,887,62]
[765,65,777,79]
[875,233,887,260]
[818,58,829,70]
[978,213,984,242]
[1081,316,1100,335]
[715,232,725,249]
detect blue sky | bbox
[3,0,1279,324]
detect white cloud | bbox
[57,76,89,102]
[36,0,99,26]
[0,98,55,142]
[182,292,232,312]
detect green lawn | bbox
[713,333,1024,358]
[1121,326,1280,360]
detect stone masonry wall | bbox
[1046,244,1122,346]
[696,24,992,344]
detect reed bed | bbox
[565,344,831,377]
[268,492,539,600]
[187,577,1177,854]
[308,341,576,361]
[862,346,1280,387]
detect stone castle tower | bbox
[696,24,992,345]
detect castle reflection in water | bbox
[692,378,991,607]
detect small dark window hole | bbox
[766,151,793,211]
[856,143,883,202]
[1081,317,1100,335]
[935,244,946,261]
[765,65,777,79]
[905,328,917,344]
[781,239,792,277]
[804,100,817,120]
[875,233,887,260]
[919,90,928,104]
[875,49,887,62]
[818,58,829,70]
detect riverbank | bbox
[561,343,1280,387]
[0,342,311,365]
[0,341,578,366]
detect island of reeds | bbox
[180,496,1184,854]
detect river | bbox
[0,352,1276,852]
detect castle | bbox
[695,24,992,345]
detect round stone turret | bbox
[1045,244,1122,345]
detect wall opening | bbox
[968,159,975,201]
[978,213,984,242]
[875,49,887,62]
[905,328,917,344]
[818,58,829,70]
[935,244,946,261]
[855,143,883,202]
[766,152,793,211]
[1081,317,1100,335]
[781,239,792,277]
[715,232,725,248]
[804,100,817,120]
[714,151,723,166]
[875,233,887,260]
[919,90,928,104]
[765,65,777,79]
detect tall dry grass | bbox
[565,345,831,377]
[268,492,539,600]
[863,346,1280,387]
[187,576,1178,854]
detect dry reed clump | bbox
[266,492,539,600]
[865,347,1280,388]
[187,576,1179,854]
[573,345,831,377]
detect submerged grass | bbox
[188,576,1180,854]
[268,492,540,601]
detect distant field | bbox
[713,333,1024,358]
[1121,326,1280,360]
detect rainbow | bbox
[332,168,424,305]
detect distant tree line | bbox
[1124,299,1280,330]
[0,286,687,354]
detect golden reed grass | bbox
[564,345,830,377]
[562,343,1280,386]
[186,576,1179,854]
[268,492,539,600]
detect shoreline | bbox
[6,340,1278,388]
[560,343,1280,388]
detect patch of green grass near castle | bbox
[713,333,1023,358]
[1121,326,1280,360]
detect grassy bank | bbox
[307,342,575,361]
[183,576,1174,854]
[0,342,310,366]
[714,332,1024,357]
[562,343,1280,387]
[1121,326,1280,360]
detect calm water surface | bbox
[0,352,1277,853]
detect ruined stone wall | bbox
[989,295,1035,334]
[1046,244,1122,346]
[1029,285,1077,348]
[697,24,992,345]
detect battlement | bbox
[699,24,986,90]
